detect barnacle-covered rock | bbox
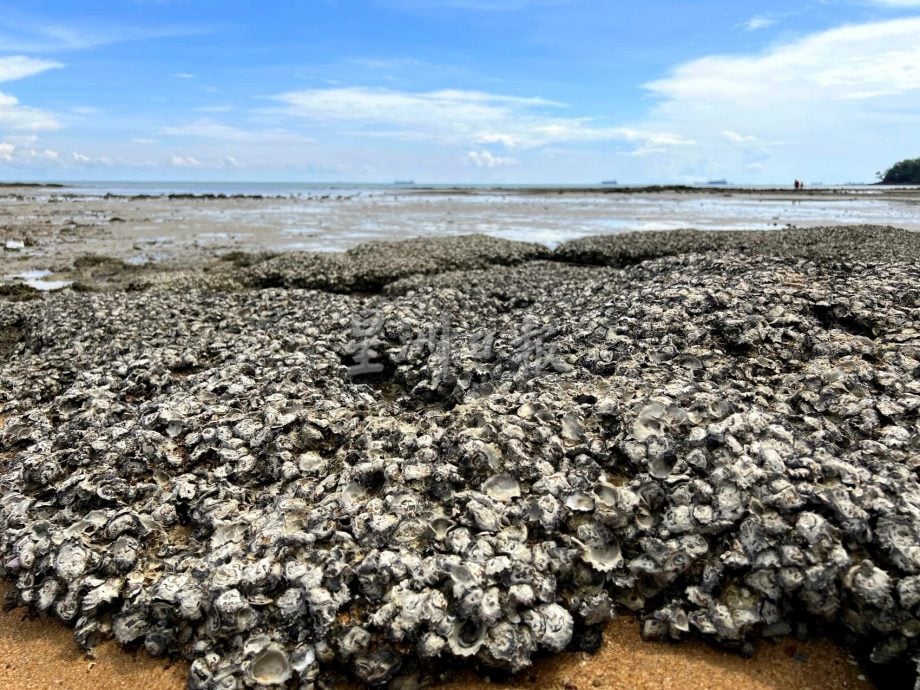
[2,227,920,687]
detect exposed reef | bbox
[242,234,551,293]
[553,225,920,267]
[1,226,919,688]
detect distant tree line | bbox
[877,158,920,184]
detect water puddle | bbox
[5,269,73,291]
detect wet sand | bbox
[0,584,187,690]
[0,583,872,689]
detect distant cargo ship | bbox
[393,180,415,185]
[705,179,729,185]
[600,180,618,185]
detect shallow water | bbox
[5,269,73,291]
[178,190,920,253]
[2,186,919,268]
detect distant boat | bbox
[393,180,415,185]
[600,179,618,185]
[705,179,729,186]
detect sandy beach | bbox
[0,580,873,690]
[2,188,920,689]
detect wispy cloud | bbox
[69,105,101,115]
[722,130,758,143]
[0,13,208,53]
[161,119,315,144]
[0,56,62,82]
[740,15,776,31]
[383,0,573,11]
[195,104,235,113]
[275,87,561,120]
[170,155,201,167]
[348,57,425,70]
[271,86,692,151]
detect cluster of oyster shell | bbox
[1,227,919,689]
[553,224,920,267]
[243,234,551,293]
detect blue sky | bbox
[1,0,919,183]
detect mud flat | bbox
[3,185,920,279]
[1,226,919,688]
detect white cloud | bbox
[275,87,560,122]
[195,104,235,113]
[170,155,201,167]
[4,134,37,145]
[0,146,121,167]
[0,20,207,53]
[0,56,62,132]
[867,0,920,6]
[272,86,692,152]
[740,15,775,31]
[386,0,571,11]
[646,17,920,104]
[70,105,101,115]
[632,17,920,181]
[1,146,63,163]
[0,56,62,82]
[0,91,61,131]
[161,119,315,144]
[173,72,195,79]
[722,130,758,143]
[348,57,425,70]
[465,149,516,167]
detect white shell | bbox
[482,474,521,502]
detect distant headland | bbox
[878,157,920,185]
